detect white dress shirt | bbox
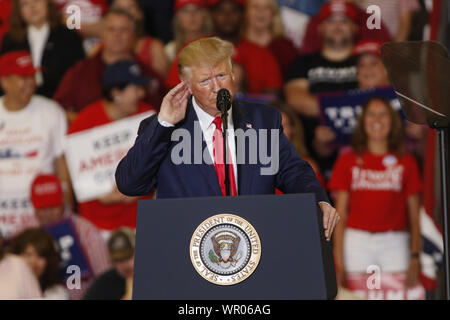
[27,23,50,86]
[158,97,238,192]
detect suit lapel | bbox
[181,97,222,195]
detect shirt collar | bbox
[28,23,50,37]
[191,96,233,129]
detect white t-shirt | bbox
[0,95,67,237]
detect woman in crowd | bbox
[164,0,214,89]
[240,0,297,75]
[165,0,213,63]
[109,0,170,78]
[0,232,42,299]
[1,0,85,97]
[9,228,68,299]
[314,40,428,176]
[329,97,422,289]
[354,40,428,170]
[67,60,155,237]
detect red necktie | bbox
[212,116,237,196]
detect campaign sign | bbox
[0,194,38,239]
[318,87,404,145]
[65,111,155,202]
[44,218,92,280]
[346,272,425,300]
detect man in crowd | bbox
[116,37,340,241]
[209,0,245,46]
[284,0,360,180]
[83,228,135,300]
[30,174,111,300]
[0,50,70,238]
[53,7,162,123]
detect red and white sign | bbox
[0,194,38,239]
[65,111,155,202]
[346,272,425,300]
[55,0,108,23]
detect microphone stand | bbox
[222,108,231,196]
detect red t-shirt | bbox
[328,149,422,232]
[234,39,282,94]
[267,37,298,76]
[68,100,154,230]
[54,51,106,113]
[165,55,183,89]
[0,0,12,47]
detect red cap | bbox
[174,0,207,12]
[353,40,382,57]
[0,51,38,77]
[30,174,63,209]
[318,0,359,23]
[209,0,245,7]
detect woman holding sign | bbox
[329,97,422,297]
[67,60,156,238]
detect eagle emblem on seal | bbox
[208,231,242,269]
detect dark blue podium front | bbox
[133,193,337,300]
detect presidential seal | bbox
[190,214,261,286]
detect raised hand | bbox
[158,81,192,125]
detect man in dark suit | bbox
[115,37,340,241]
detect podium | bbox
[132,193,337,300]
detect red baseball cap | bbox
[0,51,38,77]
[30,174,63,209]
[209,0,245,8]
[174,0,207,12]
[317,0,359,24]
[353,40,382,57]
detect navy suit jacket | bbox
[115,97,329,203]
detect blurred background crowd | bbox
[0,0,448,300]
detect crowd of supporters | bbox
[0,0,442,299]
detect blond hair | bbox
[243,0,286,39]
[173,7,214,53]
[178,37,234,80]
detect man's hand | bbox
[319,202,340,242]
[158,81,192,125]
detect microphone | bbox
[216,88,231,113]
[216,88,232,196]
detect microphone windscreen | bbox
[217,88,231,112]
